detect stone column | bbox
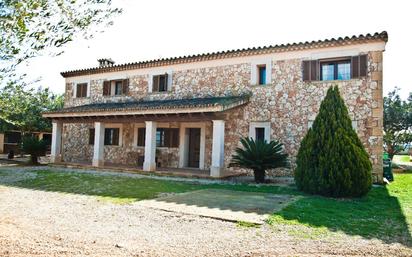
[143,121,157,171]
[92,122,105,167]
[370,51,384,183]
[50,121,63,163]
[211,120,225,177]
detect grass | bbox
[0,168,411,245]
[268,172,412,246]
[236,221,261,228]
[393,154,411,163]
[0,169,297,204]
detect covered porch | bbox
[43,96,249,178]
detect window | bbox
[76,83,88,98]
[89,129,95,145]
[320,60,351,81]
[103,79,129,96]
[255,127,265,142]
[249,122,270,142]
[104,128,120,145]
[4,131,21,144]
[137,127,179,147]
[114,81,123,95]
[303,55,368,82]
[156,128,179,147]
[152,74,168,92]
[137,127,145,146]
[258,65,266,85]
[252,61,271,85]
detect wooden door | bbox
[188,128,201,168]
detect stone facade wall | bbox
[62,122,184,168]
[62,50,384,181]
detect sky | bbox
[21,0,411,98]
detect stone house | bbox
[43,31,387,182]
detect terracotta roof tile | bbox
[43,95,250,117]
[61,31,388,78]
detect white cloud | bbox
[22,0,412,98]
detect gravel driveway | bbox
[1,185,411,257]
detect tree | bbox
[383,88,412,159]
[0,81,63,133]
[230,137,289,183]
[0,0,122,81]
[295,86,372,197]
[21,135,47,164]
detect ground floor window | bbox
[156,128,179,147]
[255,127,265,142]
[137,127,146,146]
[89,127,120,146]
[104,128,119,145]
[136,127,179,148]
[249,122,271,142]
[89,129,95,145]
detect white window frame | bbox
[73,81,90,98]
[148,70,173,93]
[133,122,179,148]
[104,123,123,147]
[110,80,124,96]
[251,59,272,85]
[133,123,146,148]
[249,122,271,142]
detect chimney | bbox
[97,58,115,67]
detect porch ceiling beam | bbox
[56,112,224,123]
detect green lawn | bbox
[0,168,411,246]
[269,172,412,246]
[393,154,412,164]
[0,169,296,203]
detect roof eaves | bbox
[61,31,388,78]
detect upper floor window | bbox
[103,79,129,96]
[303,55,367,82]
[76,83,88,98]
[320,60,351,81]
[251,61,271,85]
[152,74,168,92]
[114,81,123,95]
[258,65,266,85]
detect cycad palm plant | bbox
[230,137,289,183]
[21,135,47,165]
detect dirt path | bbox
[0,185,410,257]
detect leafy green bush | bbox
[230,137,289,183]
[21,135,47,165]
[295,86,372,197]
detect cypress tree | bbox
[295,86,372,197]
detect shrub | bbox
[295,86,372,197]
[21,135,47,165]
[230,137,289,183]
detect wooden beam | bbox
[57,112,224,124]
